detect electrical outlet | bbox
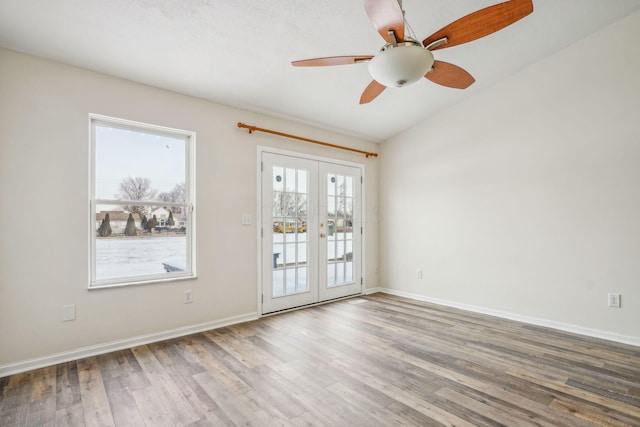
[608,293,621,308]
[416,268,423,279]
[184,290,193,304]
[62,304,76,321]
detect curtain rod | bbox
[237,122,378,158]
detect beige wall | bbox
[0,48,379,368]
[379,11,640,342]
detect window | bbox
[90,115,195,288]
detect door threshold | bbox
[261,293,363,317]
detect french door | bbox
[261,151,362,314]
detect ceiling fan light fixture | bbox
[368,42,434,88]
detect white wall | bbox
[0,48,379,370]
[379,11,640,343]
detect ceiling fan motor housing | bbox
[368,41,435,88]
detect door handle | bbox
[320,233,326,238]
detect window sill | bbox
[89,274,198,290]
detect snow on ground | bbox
[95,236,186,281]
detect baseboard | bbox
[364,286,384,295]
[377,288,640,347]
[0,312,259,378]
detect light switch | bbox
[241,214,252,225]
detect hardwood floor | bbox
[1,293,639,426]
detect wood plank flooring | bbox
[1,293,639,426]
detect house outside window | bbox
[90,114,196,288]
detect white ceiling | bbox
[1,0,640,142]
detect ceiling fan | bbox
[292,0,534,104]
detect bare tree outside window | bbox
[158,182,186,213]
[117,176,157,216]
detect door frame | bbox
[256,146,367,316]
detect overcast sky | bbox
[95,124,185,200]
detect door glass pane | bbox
[271,164,310,298]
[327,196,336,218]
[273,167,284,192]
[273,270,284,296]
[346,176,353,197]
[273,243,283,268]
[297,242,307,265]
[285,243,296,266]
[336,241,345,261]
[297,267,308,292]
[337,175,345,196]
[297,170,308,193]
[297,194,307,217]
[336,262,345,283]
[284,193,296,218]
[285,168,296,192]
[327,174,336,196]
[273,218,284,235]
[285,269,296,293]
[273,193,284,217]
[327,263,336,286]
[324,172,357,289]
[285,226,297,242]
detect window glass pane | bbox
[95,205,188,281]
[95,125,185,201]
[346,262,353,283]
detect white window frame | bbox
[89,114,196,288]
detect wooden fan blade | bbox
[360,80,386,104]
[422,0,533,50]
[363,0,405,43]
[425,60,475,89]
[291,56,373,67]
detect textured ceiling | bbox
[1,0,640,141]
